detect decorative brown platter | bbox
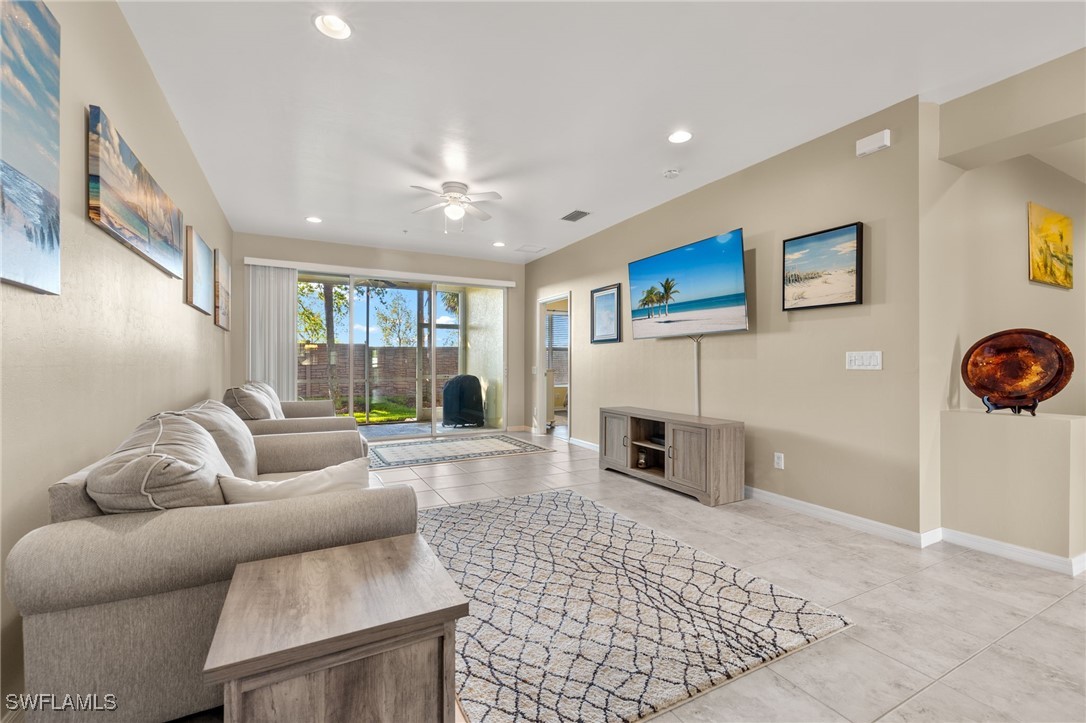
[961,328,1074,415]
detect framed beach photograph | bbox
[184,226,213,314]
[1,0,61,295]
[783,222,863,311]
[214,248,231,331]
[590,283,621,344]
[88,105,184,278]
[1027,201,1072,289]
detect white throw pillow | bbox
[218,457,370,504]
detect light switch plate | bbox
[846,351,883,370]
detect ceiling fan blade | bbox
[412,202,447,214]
[466,191,502,202]
[463,203,491,221]
[410,185,442,196]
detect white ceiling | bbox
[119,2,1086,263]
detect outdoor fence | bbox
[297,344,460,408]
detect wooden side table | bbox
[203,534,469,722]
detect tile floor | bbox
[369,431,1086,723]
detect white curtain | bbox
[248,264,298,401]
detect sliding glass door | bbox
[296,272,506,439]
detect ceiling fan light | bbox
[444,203,466,221]
[314,14,351,40]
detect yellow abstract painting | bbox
[1028,202,1073,289]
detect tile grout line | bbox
[871,586,1083,722]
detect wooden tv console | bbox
[599,406,744,507]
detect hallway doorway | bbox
[539,293,570,440]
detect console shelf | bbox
[599,406,744,507]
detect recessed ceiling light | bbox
[305,216,322,223]
[668,130,692,144]
[314,14,351,40]
[492,242,505,247]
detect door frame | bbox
[536,291,571,438]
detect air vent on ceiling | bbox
[517,244,547,254]
[560,210,590,222]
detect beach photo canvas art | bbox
[591,283,621,343]
[214,248,231,330]
[185,227,213,314]
[783,223,863,311]
[629,229,748,340]
[1,0,60,294]
[88,105,184,278]
[1027,202,1072,289]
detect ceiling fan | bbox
[411,181,502,231]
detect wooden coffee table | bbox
[203,534,469,722]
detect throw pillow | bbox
[223,383,280,420]
[150,400,258,480]
[247,381,285,419]
[87,416,229,513]
[218,457,370,504]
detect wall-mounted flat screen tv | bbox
[628,228,748,340]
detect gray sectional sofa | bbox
[4,400,415,722]
[222,381,361,436]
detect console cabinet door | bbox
[600,413,630,468]
[666,424,708,492]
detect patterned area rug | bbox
[369,434,553,469]
[419,490,850,723]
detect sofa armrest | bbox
[4,486,418,616]
[254,430,363,474]
[281,400,335,418]
[245,417,358,435]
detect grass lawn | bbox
[340,400,417,424]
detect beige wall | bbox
[525,98,924,531]
[940,49,1085,170]
[928,155,1084,415]
[919,81,1084,538]
[941,410,1085,558]
[464,287,506,427]
[231,233,526,427]
[0,1,233,695]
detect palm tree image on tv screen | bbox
[628,229,749,339]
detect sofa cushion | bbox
[248,382,285,417]
[151,400,258,480]
[218,457,371,504]
[86,416,229,513]
[223,382,284,421]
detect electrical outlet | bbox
[773,452,785,470]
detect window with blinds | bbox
[546,311,569,385]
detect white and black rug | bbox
[419,490,850,723]
[369,434,553,469]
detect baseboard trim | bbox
[743,487,1082,576]
[919,528,945,547]
[939,528,1083,577]
[508,425,532,432]
[568,437,599,452]
[744,486,927,547]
